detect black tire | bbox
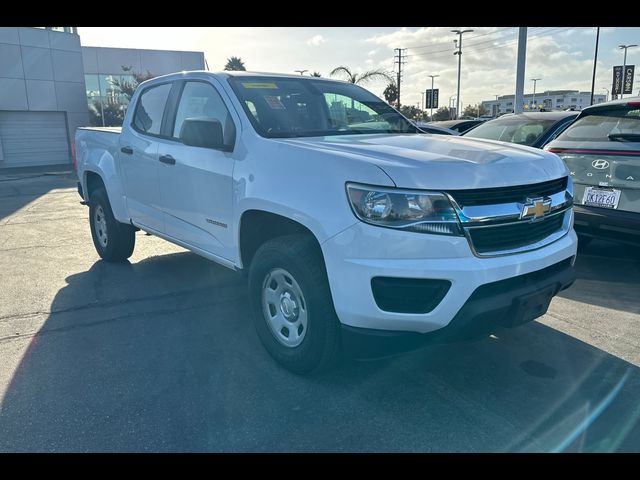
[89,187,135,262]
[248,234,341,374]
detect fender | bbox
[76,129,130,224]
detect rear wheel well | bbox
[239,210,320,271]
[85,171,105,200]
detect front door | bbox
[157,80,238,260]
[119,82,173,232]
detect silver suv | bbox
[545,97,640,246]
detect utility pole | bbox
[619,44,638,99]
[428,74,439,121]
[531,78,541,110]
[394,48,407,108]
[452,29,473,119]
[590,27,600,105]
[514,27,527,114]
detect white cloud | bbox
[306,35,326,46]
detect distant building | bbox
[0,27,204,169]
[83,46,204,127]
[482,90,607,117]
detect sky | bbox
[78,27,640,111]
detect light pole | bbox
[602,87,609,102]
[531,78,541,110]
[619,44,637,99]
[421,92,425,112]
[452,29,473,120]
[427,74,439,121]
[449,94,457,120]
[294,69,308,75]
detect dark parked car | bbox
[413,121,459,135]
[463,111,579,148]
[430,119,486,134]
[544,97,640,246]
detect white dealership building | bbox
[0,27,204,169]
[481,90,607,117]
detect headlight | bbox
[346,183,463,236]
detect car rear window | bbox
[555,107,640,142]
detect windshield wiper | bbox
[608,133,640,142]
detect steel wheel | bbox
[261,268,308,348]
[93,205,108,248]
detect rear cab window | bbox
[132,83,172,135]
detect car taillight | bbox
[71,142,77,171]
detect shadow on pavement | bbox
[0,169,76,221]
[558,239,640,315]
[1,250,639,452]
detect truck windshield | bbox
[227,76,418,138]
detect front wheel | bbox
[248,234,341,374]
[89,187,135,262]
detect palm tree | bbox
[224,56,246,71]
[311,71,322,77]
[329,66,393,85]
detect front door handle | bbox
[159,154,176,165]
[120,146,133,155]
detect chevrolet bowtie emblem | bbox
[521,197,552,221]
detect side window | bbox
[133,83,172,135]
[173,81,236,148]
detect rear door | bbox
[119,82,173,232]
[546,104,640,213]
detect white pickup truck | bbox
[75,71,577,373]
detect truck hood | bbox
[279,134,568,190]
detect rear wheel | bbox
[89,187,135,262]
[248,234,341,374]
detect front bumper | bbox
[321,221,578,334]
[574,204,640,245]
[341,256,575,356]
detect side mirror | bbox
[180,118,227,150]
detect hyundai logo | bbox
[521,197,552,221]
[592,159,610,169]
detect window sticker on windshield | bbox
[242,82,278,89]
[264,95,285,110]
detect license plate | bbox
[581,187,621,209]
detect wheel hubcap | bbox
[94,205,108,248]
[262,268,308,348]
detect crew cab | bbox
[75,71,577,373]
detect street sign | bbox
[612,66,623,95]
[623,65,635,95]
[425,89,439,109]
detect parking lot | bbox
[0,170,639,452]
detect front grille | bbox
[468,212,565,254]
[448,177,568,207]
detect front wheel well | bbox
[239,210,321,271]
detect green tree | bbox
[432,107,455,121]
[89,99,127,127]
[329,66,393,85]
[311,71,322,77]
[462,103,489,119]
[109,66,155,102]
[383,82,398,106]
[224,56,246,71]
[399,105,422,120]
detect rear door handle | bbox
[159,154,176,165]
[120,146,133,155]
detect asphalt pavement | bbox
[1,169,639,452]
